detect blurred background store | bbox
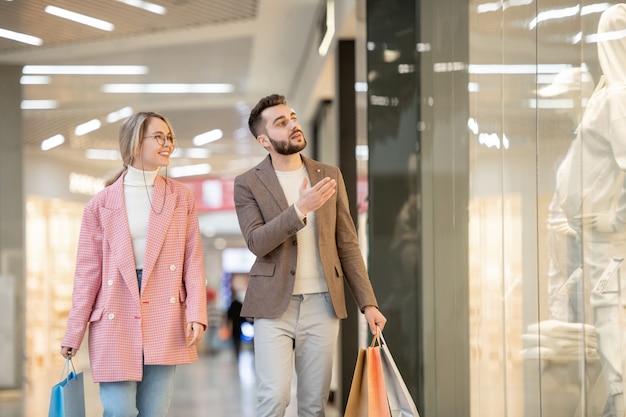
[0,0,622,416]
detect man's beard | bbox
[268,132,307,155]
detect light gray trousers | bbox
[253,292,340,417]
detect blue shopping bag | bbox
[48,357,86,417]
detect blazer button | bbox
[108,313,115,320]
[170,265,176,271]
[290,270,296,275]
[170,297,176,304]
[108,279,113,286]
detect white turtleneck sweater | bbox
[275,165,328,295]
[124,165,159,269]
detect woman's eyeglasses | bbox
[144,133,176,146]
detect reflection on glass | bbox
[468,2,620,417]
[540,66,594,324]
[523,65,604,416]
[555,5,626,416]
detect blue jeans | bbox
[99,364,176,417]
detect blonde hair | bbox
[105,112,175,186]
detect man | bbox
[234,94,387,417]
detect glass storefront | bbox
[367,0,423,410]
[468,2,622,417]
[368,0,626,416]
[24,196,98,416]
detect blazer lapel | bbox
[141,176,178,289]
[302,157,331,239]
[255,155,289,210]
[100,174,141,305]
[303,156,325,188]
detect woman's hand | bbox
[61,346,77,358]
[186,322,206,347]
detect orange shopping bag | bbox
[344,331,391,417]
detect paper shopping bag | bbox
[379,331,420,417]
[48,357,86,417]
[366,344,392,417]
[344,348,368,417]
[344,332,391,417]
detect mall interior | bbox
[2,0,626,416]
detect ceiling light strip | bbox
[193,129,223,146]
[0,28,43,46]
[75,119,102,136]
[318,0,335,56]
[102,84,234,93]
[41,134,65,151]
[21,100,58,110]
[117,0,167,15]
[20,76,50,85]
[106,107,134,123]
[23,65,148,75]
[45,6,115,31]
[170,164,212,178]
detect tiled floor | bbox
[0,346,340,417]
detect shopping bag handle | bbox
[370,326,383,348]
[59,356,77,382]
[377,326,388,346]
[376,325,393,348]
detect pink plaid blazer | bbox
[61,172,208,382]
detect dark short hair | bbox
[248,94,287,138]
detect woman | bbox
[60,111,207,417]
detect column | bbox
[0,65,25,390]
[336,39,359,411]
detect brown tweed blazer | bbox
[233,155,378,319]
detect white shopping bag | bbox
[379,331,420,417]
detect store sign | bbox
[180,176,369,214]
[357,177,368,213]
[69,172,105,196]
[180,178,235,213]
[65,174,369,213]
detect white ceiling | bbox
[0,0,361,179]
